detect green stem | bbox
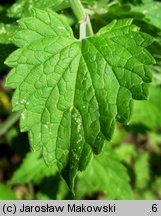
[0,111,21,137]
[69,0,93,38]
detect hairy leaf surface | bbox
[5,8,155,189]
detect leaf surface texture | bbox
[5,8,154,189]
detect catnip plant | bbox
[2,0,157,195]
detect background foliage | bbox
[0,0,161,200]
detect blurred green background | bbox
[0,0,161,200]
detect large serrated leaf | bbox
[5,8,155,190]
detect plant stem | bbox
[0,111,21,137]
[69,0,93,38]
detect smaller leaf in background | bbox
[7,0,70,18]
[56,179,71,199]
[91,0,144,32]
[152,176,161,197]
[36,176,71,200]
[52,0,70,12]
[108,125,128,147]
[119,0,143,4]
[0,5,15,23]
[82,0,108,12]
[131,85,161,130]
[134,152,150,189]
[11,151,57,184]
[114,143,137,164]
[0,23,17,44]
[134,189,156,200]
[131,0,161,29]
[0,183,16,200]
[149,132,161,154]
[149,38,161,83]
[76,146,132,199]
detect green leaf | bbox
[152,176,161,196]
[11,151,57,184]
[134,152,150,189]
[36,176,70,200]
[149,39,161,84]
[120,0,142,4]
[5,8,154,190]
[134,189,156,200]
[149,132,161,154]
[0,23,17,44]
[131,85,161,130]
[0,183,16,200]
[114,143,137,163]
[7,0,70,18]
[76,147,132,199]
